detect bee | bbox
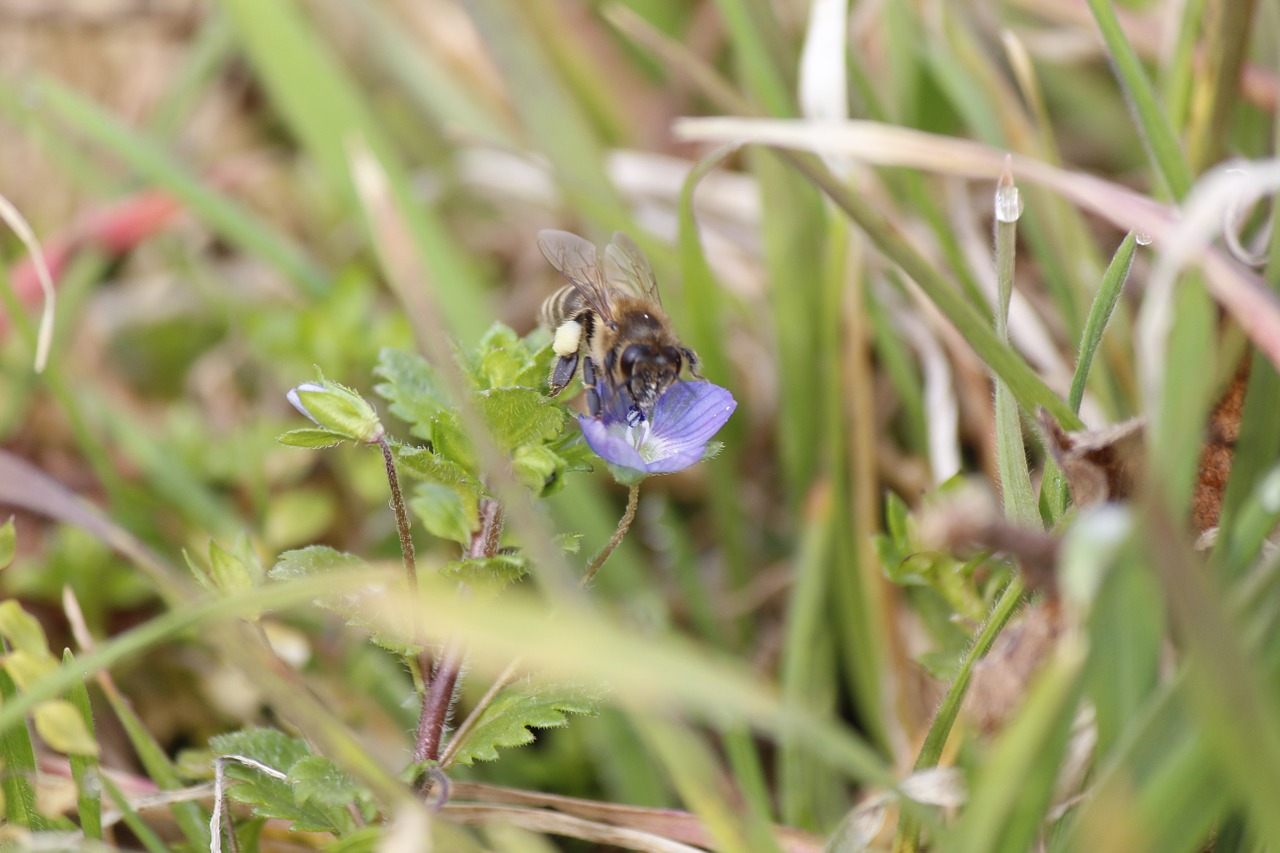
[537,229,701,425]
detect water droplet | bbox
[994,185,1023,223]
[1135,232,1152,246]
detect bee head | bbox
[621,343,683,415]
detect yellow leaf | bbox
[34,700,98,757]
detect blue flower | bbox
[578,382,736,482]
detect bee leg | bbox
[684,347,706,381]
[582,357,602,417]
[548,353,579,396]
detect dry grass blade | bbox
[0,192,55,372]
[449,781,824,852]
[672,118,1280,375]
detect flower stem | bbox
[413,498,503,775]
[379,438,417,585]
[582,484,641,587]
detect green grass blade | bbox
[219,0,490,343]
[894,577,1024,850]
[63,649,102,841]
[1069,233,1138,413]
[949,642,1085,853]
[463,0,634,231]
[993,173,1038,525]
[1084,0,1193,200]
[0,665,42,829]
[13,79,328,296]
[98,675,209,849]
[99,772,174,853]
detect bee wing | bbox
[604,231,662,306]
[537,229,615,323]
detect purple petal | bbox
[644,382,737,465]
[578,415,647,471]
[286,383,326,424]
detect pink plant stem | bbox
[413,498,502,772]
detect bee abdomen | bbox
[539,285,586,331]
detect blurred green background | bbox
[2,1,1280,851]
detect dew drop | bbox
[993,185,1023,223]
[1135,232,1152,246]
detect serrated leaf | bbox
[429,410,479,474]
[374,348,449,440]
[0,601,50,657]
[396,446,482,491]
[512,444,568,496]
[3,649,57,691]
[409,482,476,546]
[0,516,15,571]
[268,546,369,582]
[447,680,602,767]
[475,323,547,389]
[477,388,565,451]
[289,754,365,810]
[277,427,346,448]
[211,729,353,834]
[439,554,528,594]
[34,700,99,757]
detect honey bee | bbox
[537,229,701,425]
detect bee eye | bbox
[620,344,647,377]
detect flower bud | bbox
[286,380,384,444]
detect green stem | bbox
[582,484,641,587]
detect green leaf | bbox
[208,539,259,597]
[3,649,57,691]
[211,729,353,835]
[63,649,102,840]
[289,754,369,815]
[409,482,476,546]
[439,555,528,594]
[0,516,14,570]
[33,700,99,757]
[447,680,602,767]
[477,388,565,451]
[0,666,41,829]
[268,546,369,583]
[430,411,479,475]
[277,427,346,449]
[374,348,449,440]
[511,444,568,496]
[474,323,550,389]
[0,601,50,657]
[554,533,583,554]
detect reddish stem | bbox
[413,498,502,772]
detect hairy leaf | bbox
[448,680,603,767]
[289,754,373,819]
[211,729,354,835]
[374,347,449,440]
[409,481,477,546]
[477,388,565,451]
[269,546,369,582]
[277,427,346,449]
[439,554,528,594]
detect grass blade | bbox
[63,649,103,841]
[0,665,42,829]
[1083,0,1193,200]
[14,78,327,296]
